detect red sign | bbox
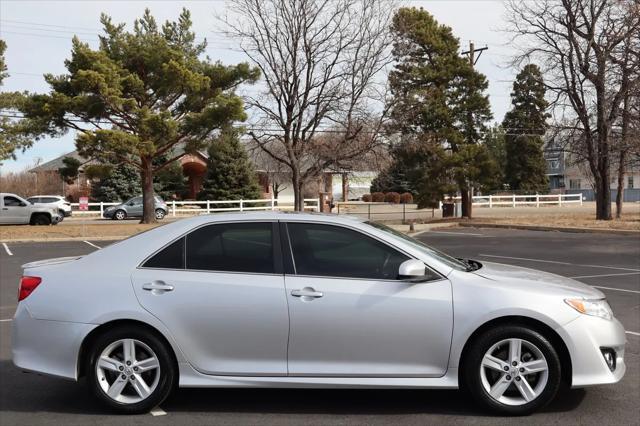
[79,197,89,211]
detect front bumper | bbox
[12,303,96,380]
[556,314,626,387]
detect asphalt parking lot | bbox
[0,227,638,425]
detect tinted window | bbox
[287,223,410,280]
[3,196,24,207]
[27,197,40,203]
[143,237,185,269]
[186,223,274,273]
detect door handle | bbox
[142,281,174,293]
[291,287,323,299]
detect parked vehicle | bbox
[26,195,72,218]
[102,195,168,220]
[0,193,62,225]
[12,213,625,415]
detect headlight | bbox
[104,206,115,212]
[565,298,613,320]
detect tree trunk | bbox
[616,150,626,219]
[292,169,303,212]
[141,156,156,224]
[460,186,472,219]
[594,174,612,221]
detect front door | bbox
[0,195,30,224]
[283,222,453,377]
[131,221,289,375]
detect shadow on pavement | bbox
[0,361,586,416]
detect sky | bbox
[0,0,517,173]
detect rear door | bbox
[131,221,289,375]
[283,221,454,377]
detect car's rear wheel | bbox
[155,209,166,220]
[30,214,51,226]
[113,210,126,220]
[87,328,175,414]
[463,325,561,416]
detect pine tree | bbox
[91,164,141,202]
[502,64,549,192]
[16,9,259,222]
[388,8,494,215]
[198,128,262,201]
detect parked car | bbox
[0,193,62,225]
[12,213,625,415]
[102,195,168,220]
[26,195,72,218]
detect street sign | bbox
[79,197,89,211]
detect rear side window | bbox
[41,197,59,203]
[27,197,40,203]
[286,223,410,280]
[143,237,185,269]
[186,222,275,273]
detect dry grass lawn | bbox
[0,223,163,241]
[471,210,640,231]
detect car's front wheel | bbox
[463,325,561,416]
[87,328,175,414]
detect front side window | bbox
[286,223,410,280]
[27,197,40,204]
[3,196,24,207]
[186,222,275,273]
[129,197,143,205]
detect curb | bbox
[458,222,640,236]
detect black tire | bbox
[463,325,561,416]
[113,210,127,220]
[31,214,51,226]
[155,209,166,220]
[87,327,176,414]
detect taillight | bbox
[18,276,42,301]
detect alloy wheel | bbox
[96,338,161,404]
[480,338,549,406]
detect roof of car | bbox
[27,195,64,198]
[175,211,366,225]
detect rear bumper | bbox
[556,315,626,387]
[11,303,96,380]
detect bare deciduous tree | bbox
[225,0,394,210]
[506,0,640,220]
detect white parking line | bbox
[592,286,640,294]
[626,331,640,337]
[150,406,167,416]
[570,272,640,279]
[83,241,101,249]
[2,243,12,256]
[428,230,487,236]
[0,319,12,322]
[479,254,640,272]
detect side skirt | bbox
[178,363,459,389]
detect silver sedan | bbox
[12,213,625,415]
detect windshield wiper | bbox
[457,258,481,272]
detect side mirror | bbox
[398,259,428,281]
[19,202,28,207]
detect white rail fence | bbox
[450,193,583,208]
[70,198,321,216]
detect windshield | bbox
[366,222,469,271]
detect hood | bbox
[23,256,82,269]
[473,261,604,299]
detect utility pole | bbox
[459,41,488,219]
